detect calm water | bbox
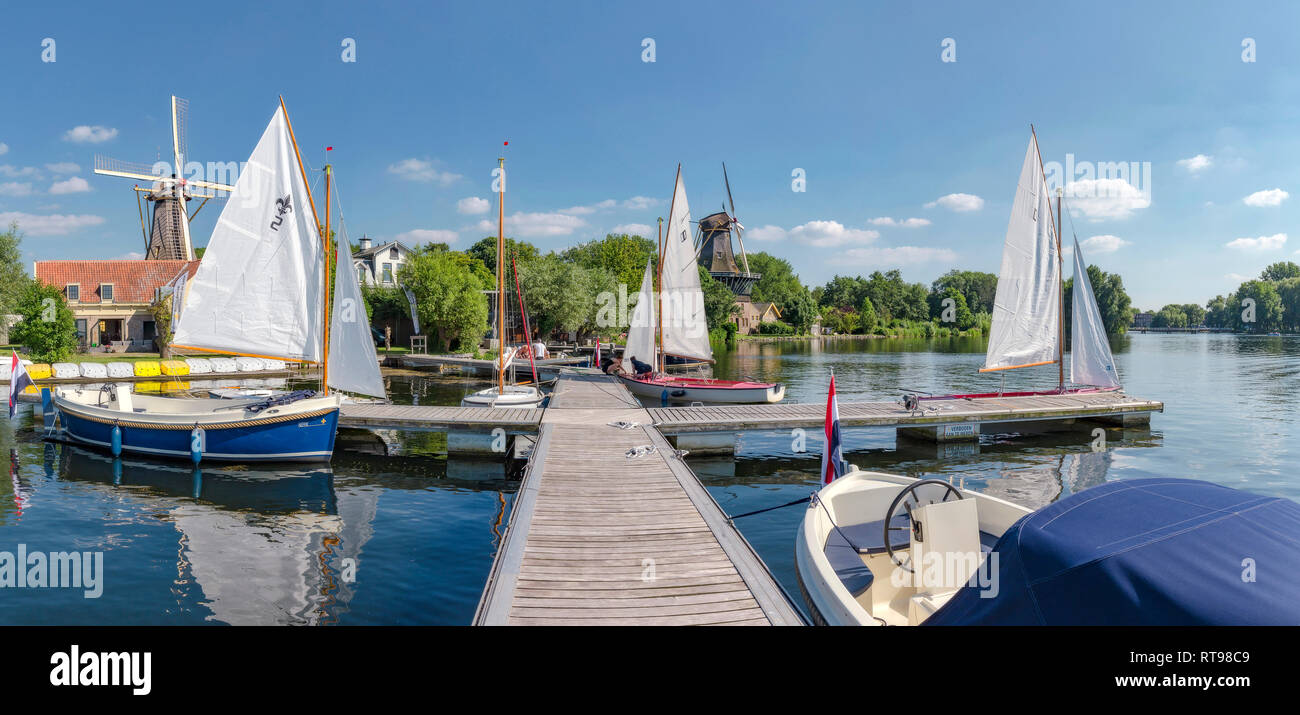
[2,334,1296,624]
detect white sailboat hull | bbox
[460,385,544,408]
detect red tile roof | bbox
[35,260,201,305]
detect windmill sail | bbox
[982,134,1061,372]
[328,249,387,398]
[173,106,325,362]
[1070,237,1121,388]
[622,257,657,373]
[659,169,712,362]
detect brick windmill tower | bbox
[93,96,235,260]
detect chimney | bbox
[359,235,371,251]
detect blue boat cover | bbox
[926,478,1300,625]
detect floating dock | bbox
[474,373,804,625]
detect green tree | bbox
[399,250,489,352]
[1233,279,1284,332]
[1180,303,1206,327]
[1277,277,1300,332]
[561,233,656,289]
[781,288,818,333]
[1075,265,1135,336]
[0,223,31,316]
[747,252,807,314]
[1152,304,1188,328]
[859,295,878,333]
[698,266,738,331]
[362,283,408,342]
[934,286,976,330]
[929,269,998,315]
[467,236,540,277]
[148,294,174,358]
[11,281,78,362]
[1260,261,1300,282]
[517,254,612,339]
[1204,295,1231,329]
[818,275,867,310]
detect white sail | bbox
[173,106,325,362]
[328,246,387,398]
[982,134,1061,372]
[1070,237,1121,388]
[622,257,657,373]
[659,168,712,362]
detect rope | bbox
[727,495,810,520]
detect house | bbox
[352,236,414,286]
[733,298,782,335]
[1132,311,1155,330]
[34,259,200,351]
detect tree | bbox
[781,288,818,333]
[818,275,867,310]
[148,294,175,358]
[1152,304,1188,328]
[399,250,489,352]
[11,281,78,362]
[930,269,998,315]
[517,254,612,339]
[1233,279,1283,332]
[1277,277,1300,332]
[467,236,540,276]
[362,283,408,339]
[1205,295,1231,329]
[859,296,878,334]
[934,287,976,330]
[747,252,807,315]
[1078,265,1135,336]
[561,233,656,289]
[0,223,31,316]
[1179,303,1206,327]
[698,266,738,331]
[1260,261,1300,282]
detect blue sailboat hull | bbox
[58,406,340,463]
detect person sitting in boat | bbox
[629,356,654,377]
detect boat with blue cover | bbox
[797,472,1300,625]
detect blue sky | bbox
[2,1,1299,309]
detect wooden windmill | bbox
[695,162,760,296]
[93,96,235,261]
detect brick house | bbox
[34,260,200,351]
[733,298,782,334]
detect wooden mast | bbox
[323,162,333,394]
[497,156,506,395]
[657,215,665,374]
[279,96,328,393]
[1057,189,1064,392]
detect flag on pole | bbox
[820,372,844,485]
[9,351,34,419]
[594,339,601,368]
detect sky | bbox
[2,1,1299,310]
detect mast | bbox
[497,156,506,395]
[1056,188,1064,392]
[279,96,328,392]
[656,215,665,374]
[323,162,333,395]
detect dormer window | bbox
[389,246,399,259]
[100,283,114,303]
[66,284,80,302]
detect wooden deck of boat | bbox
[649,390,1164,434]
[474,372,803,626]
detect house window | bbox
[75,319,87,340]
[142,321,157,341]
[389,246,399,260]
[382,263,394,283]
[100,283,114,302]
[66,284,80,302]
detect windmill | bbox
[695,162,760,296]
[93,96,234,261]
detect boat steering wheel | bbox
[884,479,964,572]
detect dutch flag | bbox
[820,372,845,484]
[9,351,35,419]
[594,339,601,368]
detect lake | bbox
[1,333,1293,624]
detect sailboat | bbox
[53,99,387,462]
[617,165,785,404]
[933,129,1120,400]
[461,156,544,408]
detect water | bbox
[2,335,1295,624]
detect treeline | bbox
[1193,261,1300,332]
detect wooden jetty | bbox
[474,372,804,625]
[395,354,588,377]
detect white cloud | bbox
[49,176,91,195]
[747,225,788,242]
[924,193,984,212]
[1225,233,1287,251]
[45,162,80,174]
[746,221,880,246]
[1242,188,1289,207]
[63,125,118,143]
[387,158,461,185]
[0,211,105,235]
[0,143,7,156]
[1176,154,1213,173]
[842,246,958,266]
[395,228,458,245]
[457,196,491,215]
[1079,234,1130,254]
[611,223,653,236]
[622,196,657,210]
[0,165,38,178]
[869,216,931,227]
[1225,273,1251,281]
[1065,178,1151,220]
[475,212,586,238]
[116,251,144,260]
[0,182,34,197]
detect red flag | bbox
[820,373,844,485]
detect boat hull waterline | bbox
[53,389,341,463]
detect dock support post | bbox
[667,432,737,456]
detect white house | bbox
[352,236,414,286]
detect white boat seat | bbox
[908,498,984,625]
[823,529,875,597]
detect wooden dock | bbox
[474,372,804,625]
[649,390,1163,434]
[338,403,542,432]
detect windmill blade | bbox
[94,155,171,184]
[722,162,751,275]
[172,95,189,174]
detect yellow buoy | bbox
[133,361,161,377]
[26,363,52,380]
[159,360,190,376]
